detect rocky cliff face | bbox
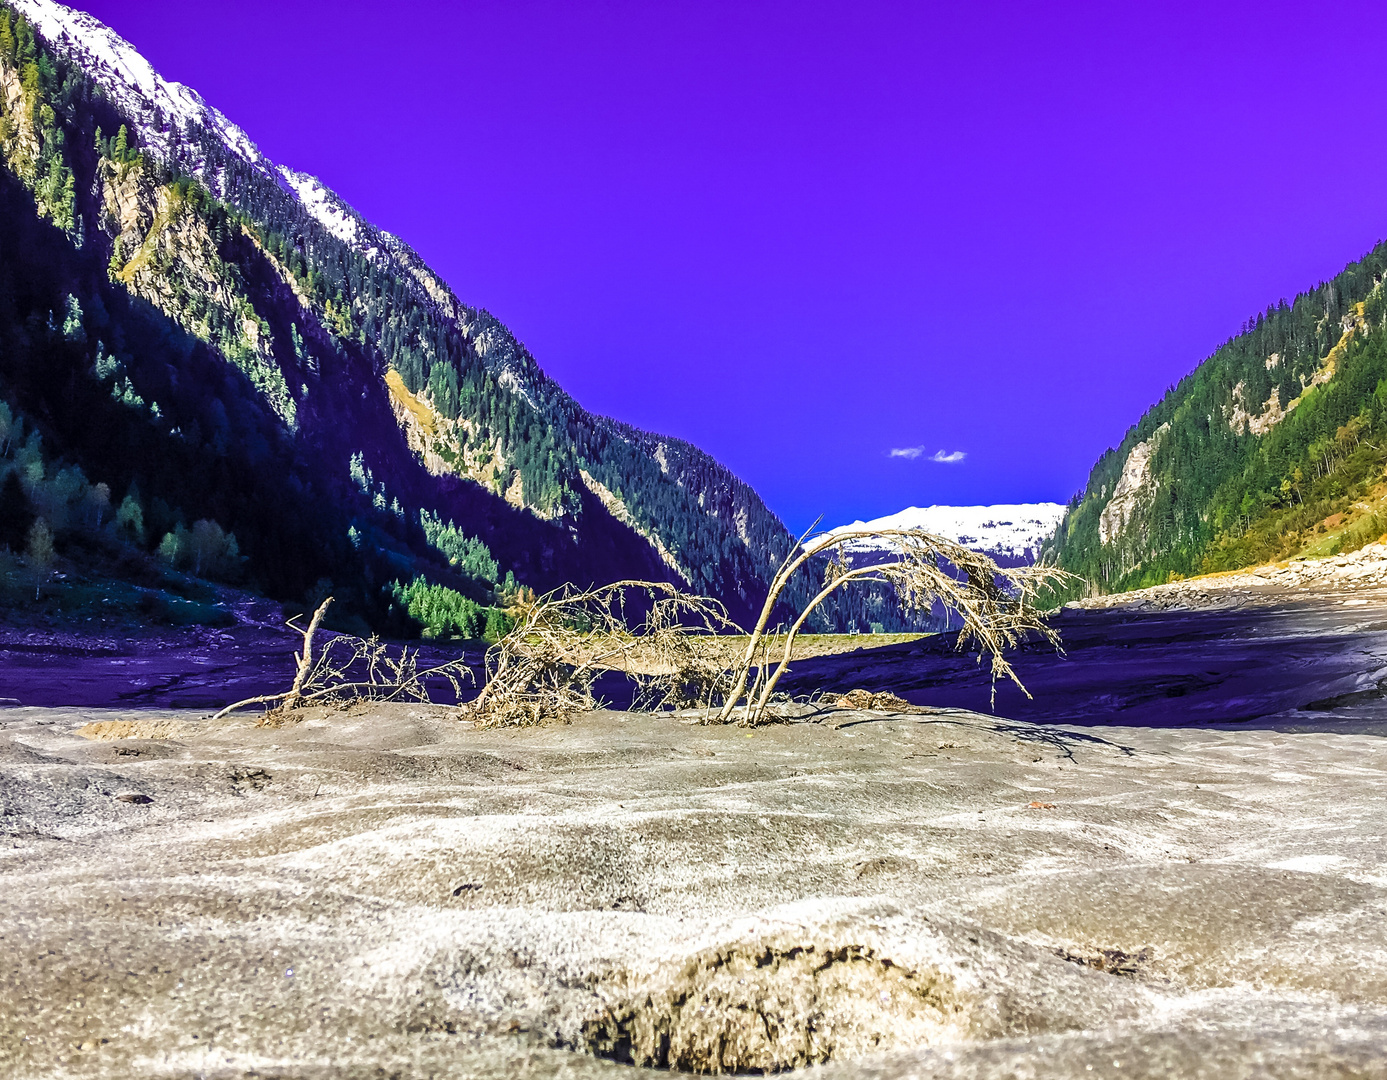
[1095,424,1166,546]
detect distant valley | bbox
[5,0,1383,648]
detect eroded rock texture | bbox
[2,702,1386,1078]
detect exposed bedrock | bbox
[2,690,1386,1077]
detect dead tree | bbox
[281,595,333,711]
[466,530,1065,727]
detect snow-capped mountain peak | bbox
[15,5,472,306]
[12,0,272,181]
[826,503,1066,564]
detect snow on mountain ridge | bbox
[827,503,1066,562]
[278,167,362,246]
[6,0,761,487]
[13,1,409,274]
[12,0,273,183]
[12,2,524,382]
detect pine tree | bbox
[26,519,54,595]
[0,471,35,550]
[14,14,34,68]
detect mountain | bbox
[827,504,1065,566]
[0,0,889,633]
[1045,234,1387,593]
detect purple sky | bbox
[82,0,1387,531]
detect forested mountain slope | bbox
[0,0,881,632]
[1046,235,1387,592]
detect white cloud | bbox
[888,446,967,464]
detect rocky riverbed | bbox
[1069,542,1387,612]
[3,689,1387,1078]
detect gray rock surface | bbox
[1068,541,1387,612]
[3,701,1386,1077]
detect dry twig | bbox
[717,526,1073,726]
[212,597,474,721]
[219,527,1068,730]
[465,580,739,727]
[467,526,1068,728]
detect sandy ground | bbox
[3,694,1386,1078]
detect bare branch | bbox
[464,580,740,727]
[282,597,332,711]
[214,526,1068,731]
[725,527,1073,725]
[212,597,475,722]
